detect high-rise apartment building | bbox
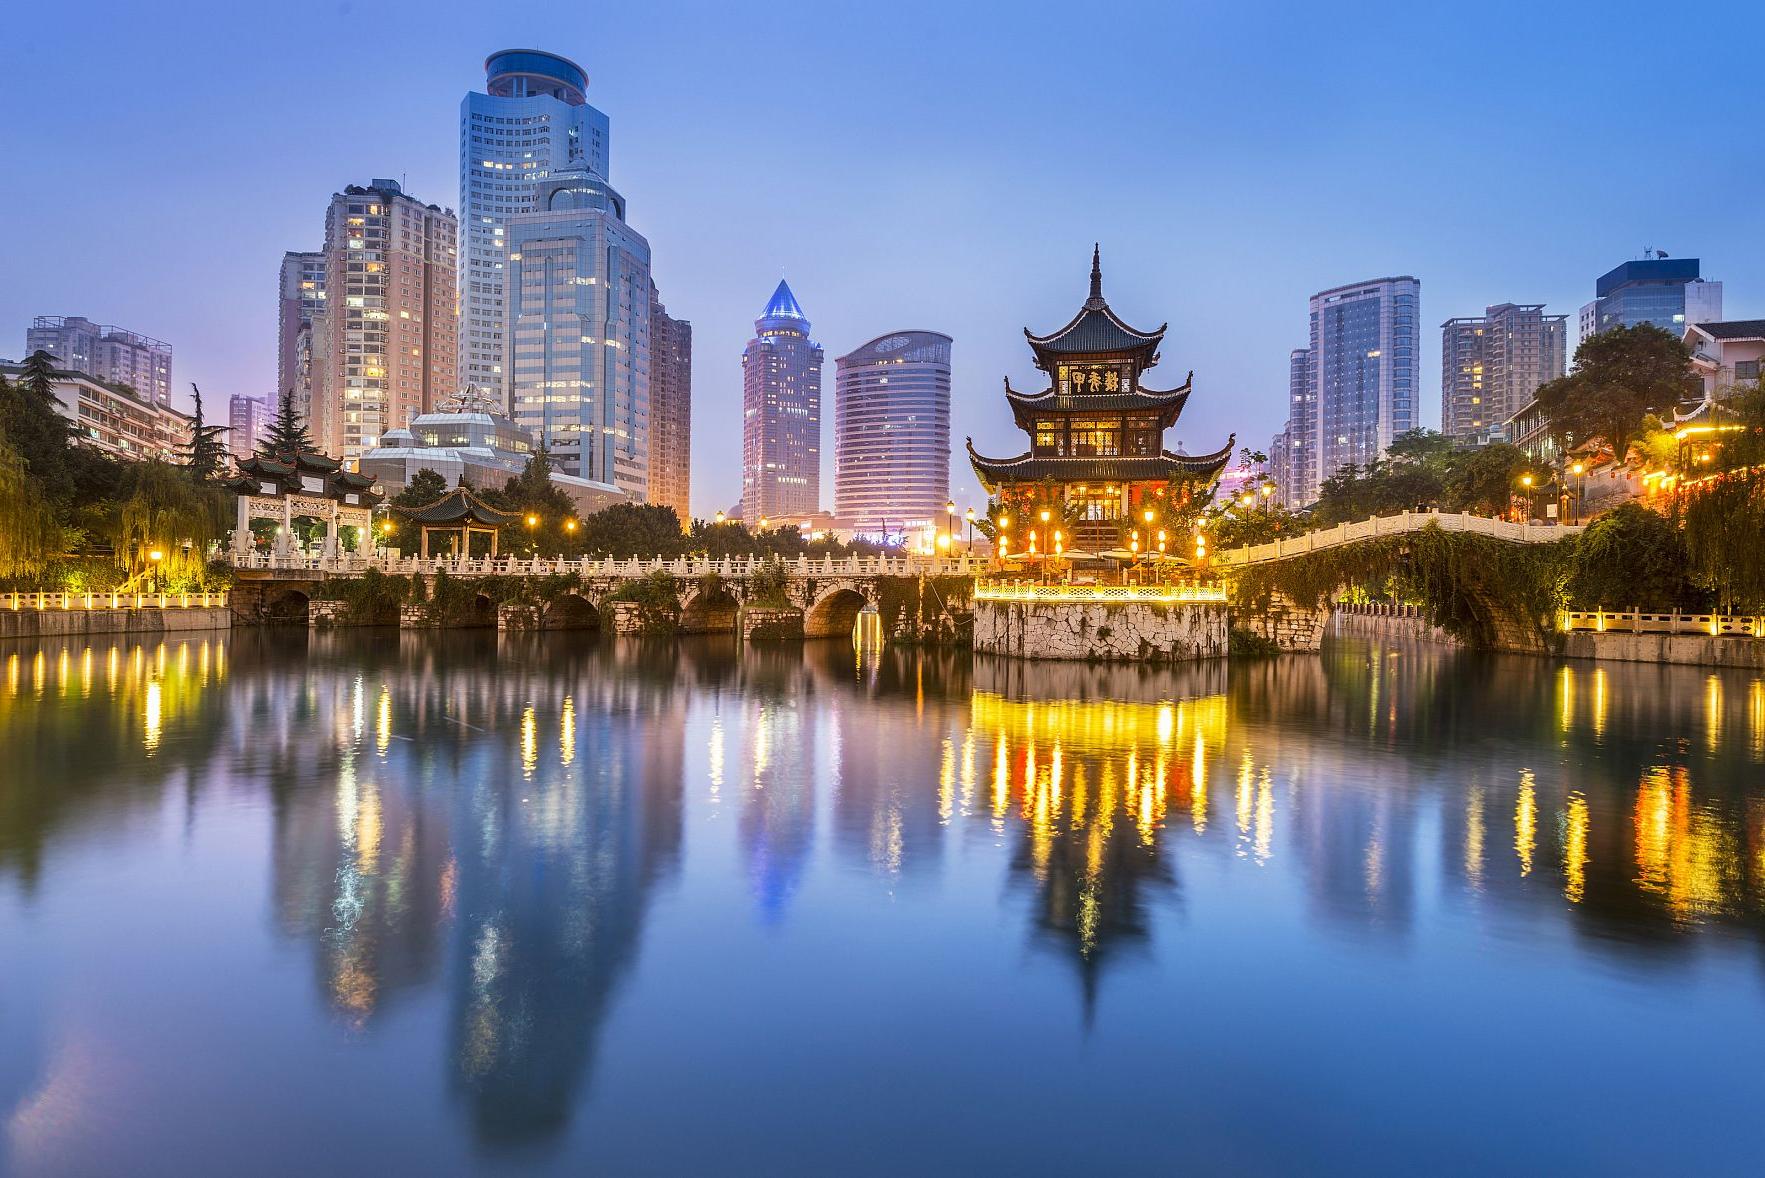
[460,49,611,404]
[1270,347,1315,506]
[741,280,823,520]
[317,179,458,464]
[277,251,326,424]
[25,316,171,407]
[1440,303,1566,443]
[1579,257,1722,346]
[833,331,952,533]
[648,285,692,520]
[504,165,650,495]
[228,393,270,459]
[1309,276,1420,497]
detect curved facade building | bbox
[460,49,611,403]
[833,331,951,534]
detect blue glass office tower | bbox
[1309,276,1419,499]
[1581,258,1722,342]
[460,50,611,405]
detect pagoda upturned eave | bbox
[1004,373,1193,429]
[965,434,1236,494]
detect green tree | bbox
[0,351,78,506]
[1537,324,1697,463]
[580,501,685,557]
[1441,442,1529,516]
[495,450,583,554]
[111,460,224,586]
[183,384,230,480]
[1564,502,1696,611]
[390,468,449,509]
[0,422,59,579]
[259,387,314,457]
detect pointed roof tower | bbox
[758,278,808,332]
[1024,246,1166,371]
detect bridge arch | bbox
[804,586,871,639]
[681,581,739,634]
[264,588,310,624]
[542,592,602,631]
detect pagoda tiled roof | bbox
[1024,246,1166,367]
[396,488,521,527]
[966,434,1235,492]
[1004,374,1193,427]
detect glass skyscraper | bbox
[1579,257,1722,346]
[504,166,651,497]
[459,50,610,405]
[833,330,952,534]
[1310,276,1419,496]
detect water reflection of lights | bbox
[561,695,576,766]
[143,678,162,753]
[375,686,392,755]
[1515,770,1537,877]
[520,705,538,778]
[1563,792,1589,903]
[707,715,725,798]
[1633,764,1739,921]
[1465,789,1485,890]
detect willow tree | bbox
[0,425,58,580]
[111,460,222,584]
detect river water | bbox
[2,628,1763,1175]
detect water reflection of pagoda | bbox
[967,248,1235,551]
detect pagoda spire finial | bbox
[1086,243,1104,307]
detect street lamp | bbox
[148,548,164,594]
[715,509,726,525]
[964,506,975,553]
[1570,462,1586,524]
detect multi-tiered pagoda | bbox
[967,248,1234,552]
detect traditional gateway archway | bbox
[804,587,872,639]
[225,446,380,558]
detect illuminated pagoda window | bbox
[966,246,1234,551]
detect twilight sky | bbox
[3,0,1761,517]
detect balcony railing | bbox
[1559,610,1765,638]
[3,591,229,612]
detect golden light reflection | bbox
[708,715,725,798]
[1563,792,1588,903]
[1465,789,1485,890]
[1591,667,1608,739]
[560,695,576,766]
[937,737,955,823]
[1705,675,1723,755]
[1515,770,1536,877]
[1751,679,1765,762]
[1633,764,1739,921]
[1557,666,1575,733]
[143,677,162,753]
[519,704,537,778]
[375,686,392,755]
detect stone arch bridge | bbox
[228,552,983,640]
[1215,511,1585,652]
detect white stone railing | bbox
[228,551,988,580]
[1214,511,1585,568]
[975,580,1227,604]
[3,591,230,612]
[1560,610,1765,638]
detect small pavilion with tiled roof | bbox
[394,487,521,558]
[968,247,1234,552]
[225,446,382,557]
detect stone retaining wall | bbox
[1562,631,1765,669]
[1331,605,1459,646]
[0,606,231,640]
[973,599,1226,662]
[1231,591,1330,652]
